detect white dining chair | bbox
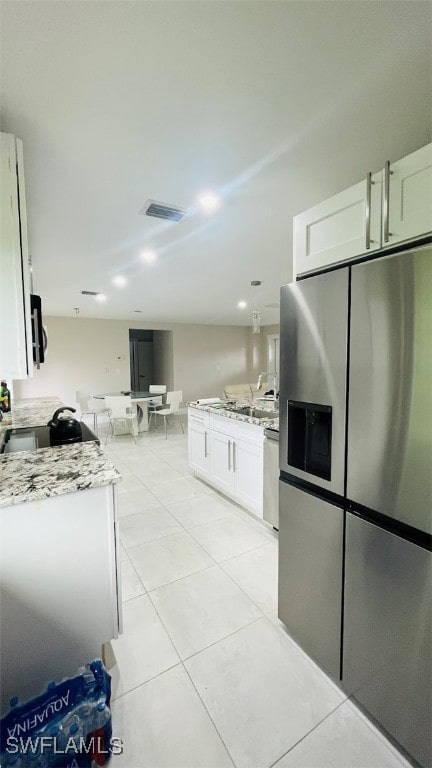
[104,395,137,444]
[147,384,167,416]
[76,390,111,437]
[149,390,184,439]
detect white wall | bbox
[247,323,280,383]
[13,316,254,406]
[173,324,251,402]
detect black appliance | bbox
[47,407,82,444]
[1,420,99,455]
[287,401,332,480]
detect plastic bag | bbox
[0,660,112,767]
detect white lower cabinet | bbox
[188,407,264,518]
[232,436,263,516]
[0,484,122,711]
[210,430,235,496]
[188,411,211,479]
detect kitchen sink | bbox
[228,406,277,419]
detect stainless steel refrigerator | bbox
[278,244,431,766]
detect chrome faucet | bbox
[256,371,279,402]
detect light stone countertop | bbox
[188,401,279,430]
[0,396,121,508]
[0,441,121,508]
[1,396,64,430]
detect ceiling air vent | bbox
[81,290,100,296]
[139,199,187,222]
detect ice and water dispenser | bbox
[288,401,332,480]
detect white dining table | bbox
[93,391,163,433]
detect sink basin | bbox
[228,406,277,420]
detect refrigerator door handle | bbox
[383,160,393,243]
[365,171,373,250]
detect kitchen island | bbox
[0,397,122,714]
[188,401,278,519]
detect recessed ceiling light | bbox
[198,191,221,214]
[95,293,107,302]
[112,275,127,287]
[238,301,247,309]
[141,249,157,264]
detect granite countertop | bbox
[0,441,121,508]
[1,396,64,430]
[189,401,279,430]
[0,396,121,508]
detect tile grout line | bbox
[110,660,183,705]
[134,563,217,596]
[147,589,265,768]
[113,434,335,768]
[120,550,148,600]
[180,614,264,665]
[217,539,276,565]
[182,663,238,768]
[267,698,347,768]
[111,435,369,766]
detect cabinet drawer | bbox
[210,413,239,437]
[210,413,265,445]
[188,407,209,428]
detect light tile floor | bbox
[102,424,410,768]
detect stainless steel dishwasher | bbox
[263,426,279,529]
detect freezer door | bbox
[279,268,349,496]
[347,246,432,534]
[278,481,344,679]
[343,513,432,767]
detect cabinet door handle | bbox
[232,441,236,472]
[32,307,41,369]
[204,430,207,458]
[383,160,393,243]
[228,440,231,470]
[365,171,372,250]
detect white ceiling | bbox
[1,1,431,325]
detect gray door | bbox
[347,245,432,533]
[343,513,432,767]
[279,268,349,496]
[278,481,344,680]
[130,340,154,392]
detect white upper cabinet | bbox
[384,143,432,247]
[0,132,33,379]
[294,173,382,276]
[294,142,432,277]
